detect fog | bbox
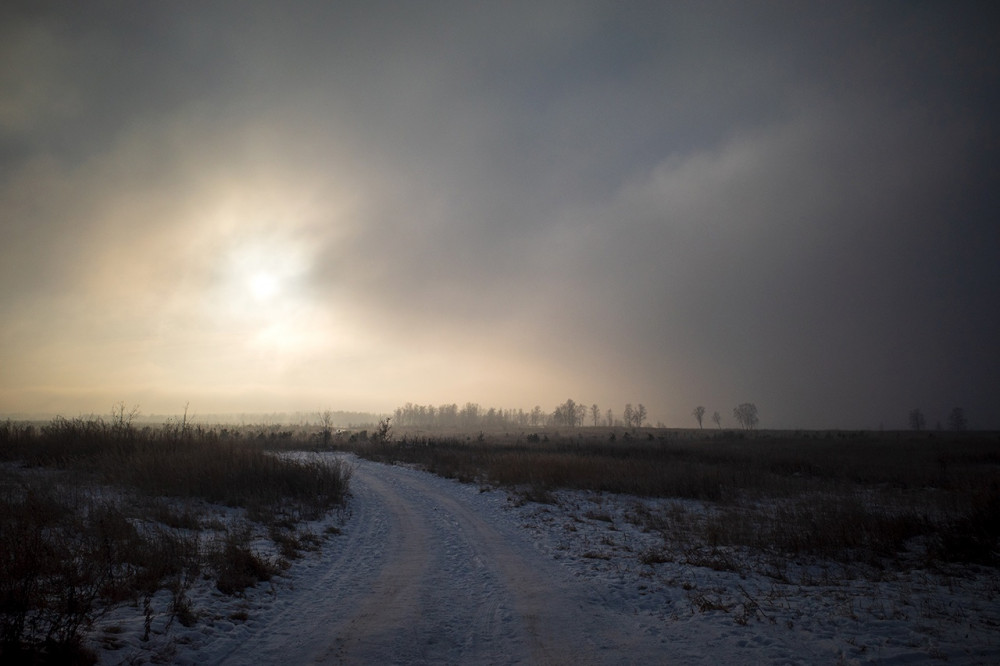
[2,2,998,427]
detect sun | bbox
[219,236,302,310]
[203,232,341,361]
[248,270,281,301]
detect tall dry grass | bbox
[0,417,350,663]
[1,417,349,514]
[346,429,1000,567]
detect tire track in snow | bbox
[322,466,526,665]
[322,470,434,662]
[213,457,394,664]
[383,466,655,665]
[216,456,663,665]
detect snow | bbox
[92,453,1000,664]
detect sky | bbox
[2,1,998,429]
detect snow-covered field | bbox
[93,453,1000,665]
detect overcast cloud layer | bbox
[2,1,998,428]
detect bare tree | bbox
[711,411,722,429]
[590,404,601,427]
[623,404,634,429]
[320,409,334,446]
[530,405,543,427]
[552,404,565,426]
[908,408,926,431]
[460,402,480,429]
[110,401,140,434]
[372,417,392,443]
[733,403,759,430]
[605,408,613,428]
[692,405,706,429]
[554,398,584,427]
[439,403,458,428]
[947,407,967,432]
[635,404,647,428]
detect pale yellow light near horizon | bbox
[0,168,610,418]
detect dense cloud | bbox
[2,1,998,427]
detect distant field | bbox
[1,417,997,662]
[343,427,1000,569]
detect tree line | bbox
[908,407,968,432]
[392,399,649,430]
[392,401,973,433]
[691,403,759,430]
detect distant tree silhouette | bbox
[620,403,646,428]
[692,405,706,429]
[908,408,926,431]
[373,417,392,443]
[388,399,649,431]
[711,411,722,429]
[733,403,759,430]
[460,402,480,429]
[554,398,585,427]
[637,404,647,427]
[530,406,543,427]
[320,409,334,446]
[445,404,460,427]
[947,407,967,432]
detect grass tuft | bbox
[210,525,281,596]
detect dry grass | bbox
[0,473,203,664]
[2,418,349,515]
[0,417,351,662]
[346,429,1000,568]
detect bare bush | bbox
[0,480,184,663]
[733,403,759,430]
[210,524,281,596]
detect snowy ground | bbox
[92,453,1000,665]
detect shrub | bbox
[0,482,124,663]
[932,482,1000,565]
[211,525,280,596]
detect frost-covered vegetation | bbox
[347,428,1000,568]
[0,416,350,664]
[3,413,997,663]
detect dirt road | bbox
[215,455,664,665]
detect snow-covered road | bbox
[95,453,1000,665]
[215,456,666,665]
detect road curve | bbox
[216,455,665,665]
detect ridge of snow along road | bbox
[94,453,1000,665]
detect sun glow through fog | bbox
[199,222,338,364]
[248,271,280,301]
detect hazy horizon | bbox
[3,2,998,429]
